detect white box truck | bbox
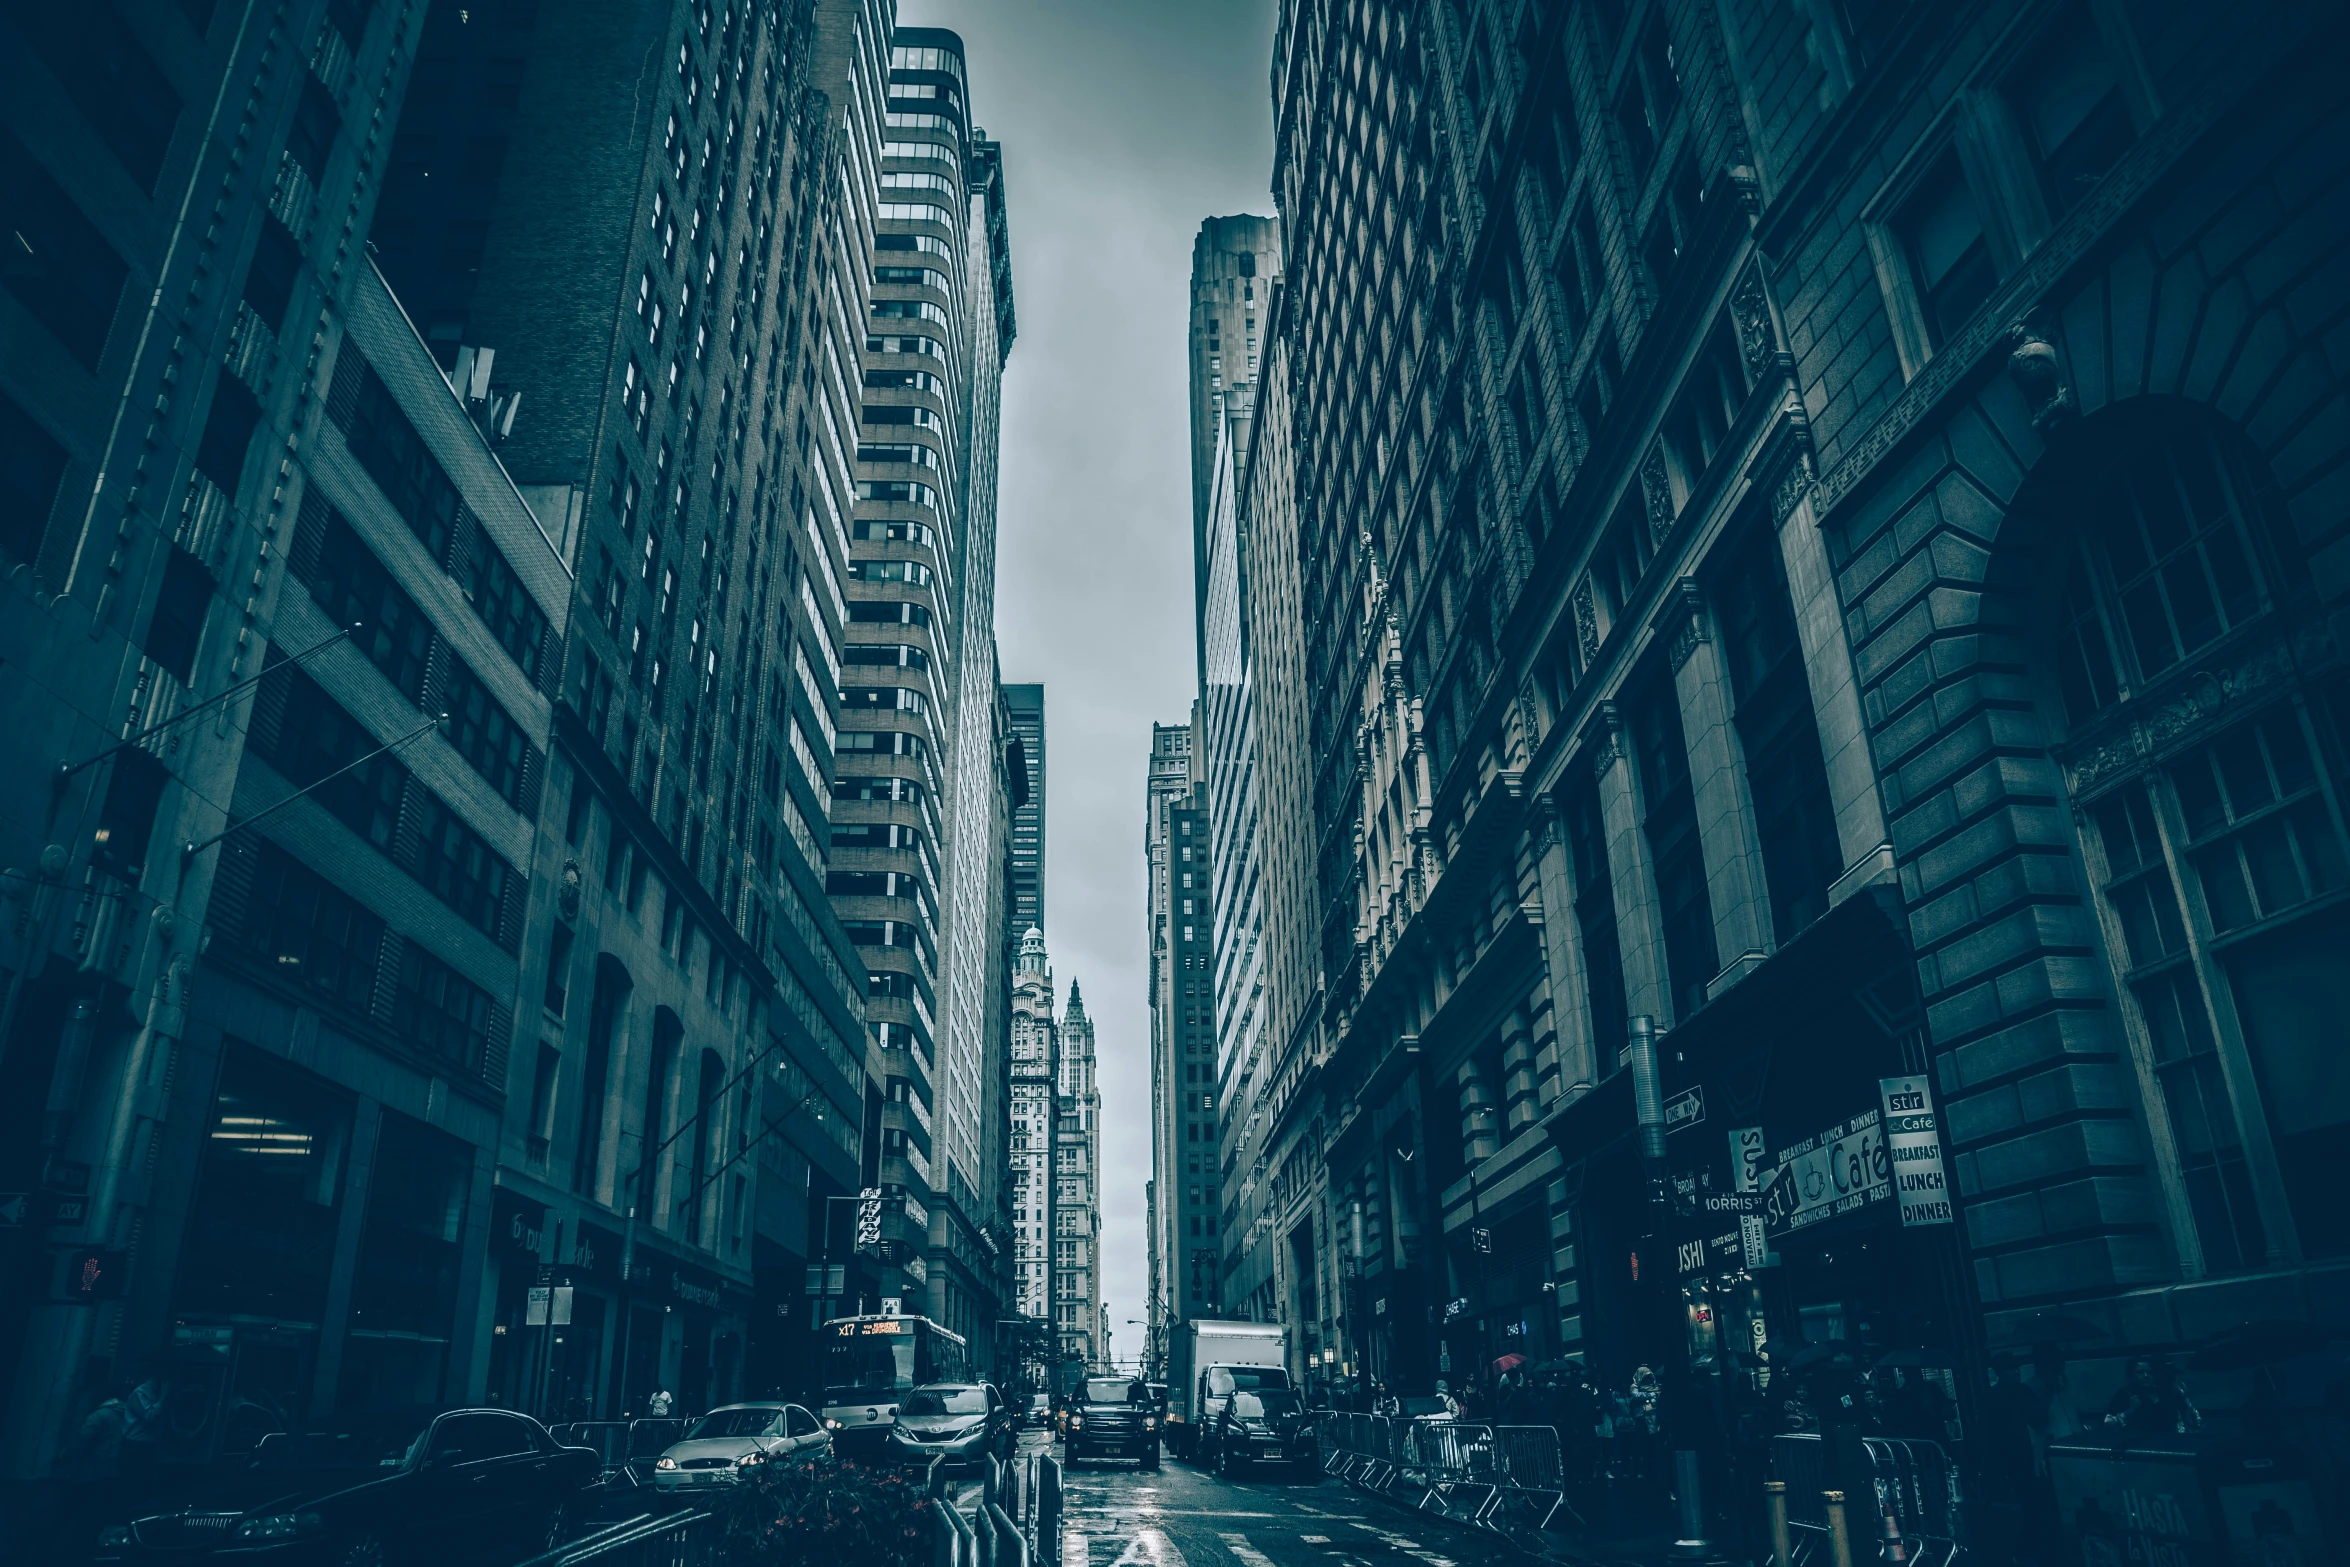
[1166,1319,1286,1461]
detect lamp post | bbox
[1631,1015,1714,1563]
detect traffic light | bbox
[59,1248,128,1302]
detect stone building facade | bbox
[1225,0,2350,1470]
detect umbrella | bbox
[2187,1320,2345,1373]
[1489,1353,1528,1376]
[1871,1348,1953,1370]
[1782,1340,1856,1370]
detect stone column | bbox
[1456,1054,1501,1164]
[1592,703,1673,1032]
[1776,467,1891,884]
[1528,797,1597,1097]
[1666,577,1777,987]
[1498,1005,1539,1135]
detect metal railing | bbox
[1316,1415,1574,1534]
[1768,1433,1963,1567]
[513,1509,723,1567]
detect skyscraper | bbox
[1007,926,1057,1382]
[1002,683,1045,936]
[832,25,1019,1356]
[1053,981,1101,1371]
[1186,217,1280,651]
[1144,719,1219,1363]
[0,0,502,1471]
[370,0,882,1407]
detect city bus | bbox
[820,1313,970,1457]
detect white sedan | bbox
[650,1402,830,1492]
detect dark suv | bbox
[1064,1377,1160,1469]
[1209,1387,1316,1475]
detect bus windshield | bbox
[824,1336,916,1403]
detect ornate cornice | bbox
[2060,619,2337,798]
[1811,14,2310,522]
[1666,578,1709,673]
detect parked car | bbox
[888,1383,1018,1470]
[1064,1377,1159,1469]
[98,1406,598,1565]
[1209,1387,1317,1476]
[650,1402,829,1494]
[1026,1392,1051,1430]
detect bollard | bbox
[1037,1453,1063,1564]
[1824,1491,1855,1567]
[1766,1480,1793,1567]
[1880,1504,1911,1566]
[1669,1448,1712,1561]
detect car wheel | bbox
[1141,1446,1161,1472]
[338,1534,389,1567]
[542,1502,572,1552]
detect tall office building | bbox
[1186,217,1280,644]
[1239,0,2350,1433]
[369,0,880,1409]
[1053,982,1101,1371]
[1007,926,1057,1384]
[1002,683,1045,936]
[1144,719,1219,1361]
[832,26,1019,1356]
[0,0,486,1474]
[1232,287,1328,1379]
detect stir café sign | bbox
[1878,1075,1954,1226]
[1759,1078,1955,1238]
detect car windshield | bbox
[901,1388,988,1416]
[1083,1379,1141,1404]
[1243,1390,1302,1416]
[255,1412,435,1469]
[1208,1367,1291,1395]
[687,1408,784,1440]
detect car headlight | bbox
[655,1456,679,1470]
[1144,1417,1157,1430]
[234,1513,324,1541]
[99,1526,132,1547]
[1068,1415,1081,1430]
[825,1418,842,1431]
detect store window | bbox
[176,1047,353,1326]
[343,1110,473,1408]
[2040,405,2348,1269]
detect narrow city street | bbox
[1035,1436,1539,1567]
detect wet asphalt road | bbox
[1030,1432,1535,1567]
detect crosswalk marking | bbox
[1218,1531,1278,1567]
[1299,1536,1331,1544]
[1105,1527,1189,1567]
[1347,1525,1455,1567]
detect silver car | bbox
[650,1402,829,1492]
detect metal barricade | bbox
[934,1494,978,1567]
[1035,1452,1063,1562]
[513,1508,723,1567]
[1769,1432,1964,1565]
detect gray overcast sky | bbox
[899,0,1276,1357]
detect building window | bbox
[2010,8,2134,218]
[1901,156,1999,350]
[236,842,386,1013]
[2039,407,2348,1269]
[1717,526,1842,941]
[0,127,131,370]
[393,942,495,1073]
[1630,675,1716,1021]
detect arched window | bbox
[2028,402,2350,1273]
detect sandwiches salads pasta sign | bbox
[1761,1109,1890,1238]
[1757,1077,1955,1239]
